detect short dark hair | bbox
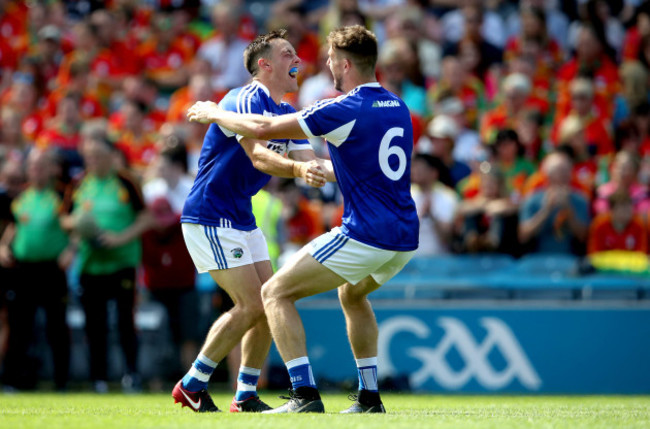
[160,136,188,173]
[327,25,378,76]
[243,29,288,77]
[608,188,633,209]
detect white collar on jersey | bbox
[353,82,381,90]
[252,80,271,97]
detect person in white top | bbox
[143,139,193,214]
[411,153,458,255]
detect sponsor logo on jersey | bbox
[372,100,400,108]
[231,247,244,258]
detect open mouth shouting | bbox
[289,66,299,79]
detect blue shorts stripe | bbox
[212,226,229,269]
[313,234,343,261]
[318,236,349,263]
[203,225,223,269]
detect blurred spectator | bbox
[109,99,158,174]
[109,76,167,136]
[277,178,323,264]
[252,182,284,269]
[166,73,216,124]
[593,151,650,214]
[454,165,520,255]
[411,153,457,256]
[385,5,442,82]
[515,109,546,163]
[588,189,648,254]
[435,95,481,165]
[143,138,193,214]
[480,73,531,145]
[428,56,486,130]
[62,136,151,393]
[613,60,649,128]
[519,151,590,255]
[141,196,199,381]
[462,129,536,203]
[568,0,624,59]
[197,3,250,93]
[31,25,64,95]
[0,0,29,55]
[0,149,72,391]
[504,5,565,86]
[0,107,28,154]
[418,115,470,187]
[44,59,105,121]
[136,12,192,92]
[555,116,601,195]
[2,72,43,141]
[442,0,507,49]
[271,4,320,82]
[297,45,337,109]
[377,37,428,118]
[552,77,615,156]
[36,93,84,181]
[622,1,650,61]
[556,23,620,121]
[506,0,570,50]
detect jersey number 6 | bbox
[378,127,407,181]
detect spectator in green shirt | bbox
[62,136,152,393]
[0,149,73,390]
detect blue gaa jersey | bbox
[297,82,419,251]
[182,81,311,230]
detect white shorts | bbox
[307,227,415,285]
[181,223,270,273]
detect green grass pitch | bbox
[1,392,649,429]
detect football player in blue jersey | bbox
[188,25,419,414]
[173,29,332,413]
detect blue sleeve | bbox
[298,96,356,141]
[219,88,264,115]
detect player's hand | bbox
[297,160,327,188]
[57,247,76,270]
[187,101,220,124]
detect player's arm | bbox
[187,101,308,140]
[239,137,326,187]
[289,149,336,182]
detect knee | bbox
[338,286,366,308]
[261,278,293,309]
[235,298,266,325]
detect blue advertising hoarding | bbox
[275,303,650,394]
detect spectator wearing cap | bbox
[551,77,615,156]
[32,25,63,95]
[435,95,481,165]
[418,114,471,187]
[411,153,458,256]
[480,73,531,145]
[588,189,648,254]
[519,151,590,255]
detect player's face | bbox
[327,45,345,92]
[269,38,301,93]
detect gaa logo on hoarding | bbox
[378,316,542,390]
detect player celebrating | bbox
[173,30,330,413]
[188,25,419,413]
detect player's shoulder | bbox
[220,82,267,113]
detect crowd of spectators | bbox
[1,0,650,390]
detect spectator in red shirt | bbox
[480,73,531,145]
[552,77,615,156]
[593,151,650,215]
[588,189,648,254]
[109,100,158,174]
